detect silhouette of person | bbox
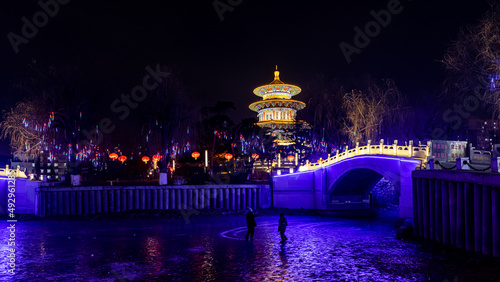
[278,212,288,243]
[245,207,257,241]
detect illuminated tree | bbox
[343,79,405,144]
[443,2,500,118]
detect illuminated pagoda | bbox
[249,67,306,145]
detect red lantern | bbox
[141,156,150,164]
[109,153,118,160]
[251,153,259,160]
[191,151,200,160]
[152,154,162,162]
[287,155,295,162]
[118,155,127,163]
[317,158,323,163]
[225,153,233,161]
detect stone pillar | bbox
[146,190,152,210]
[71,191,77,215]
[52,192,58,216]
[200,189,205,209]
[77,191,83,215]
[242,188,247,209]
[140,190,146,210]
[102,190,108,213]
[182,189,187,209]
[163,188,171,210]
[158,189,163,210]
[412,178,419,236]
[57,192,63,216]
[442,180,450,245]
[474,184,483,253]
[483,185,492,255]
[122,189,127,211]
[252,188,257,210]
[176,189,181,209]
[171,188,176,209]
[115,190,121,212]
[152,189,158,210]
[449,181,457,247]
[417,179,424,237]
[188,189,193,209]
[224,188,229,209]
[434,179,443,243]
[236,188,241,210]
[492,186,500,257]
[128,190,133,210]
[89,191,96,214]
[456,182,465,249]
[464,183,475,252]
[429,179,435,241]
[134,190,140,210]
[64,191,70,215]
[45,191,51,217]
[231,188,236,210]
[109,190,115,213]
[39,191,46,217]
[218,189,223,209]
[83,191,90,215]
[422,179,430,239]
[194,189,199,209]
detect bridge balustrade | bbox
[299,140,429,172]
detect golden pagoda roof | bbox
[252,68,302,98]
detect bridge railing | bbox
[0,165,28,178]
[299,140,429,172]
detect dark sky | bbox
[0,0,493,155]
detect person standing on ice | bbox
[278,212,288,243]
[245,207,257,241]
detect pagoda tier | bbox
[249,69,306,130]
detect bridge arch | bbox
[273,155,421,217]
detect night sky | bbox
[0,0,493,156]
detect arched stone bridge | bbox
[273,141,429,217]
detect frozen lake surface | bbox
[1,214,499,281]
